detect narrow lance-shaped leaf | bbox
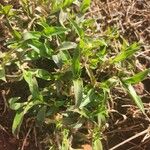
[59,9,68,27]
[58,42,77,51]
[36,106,47,126]
[23,70,42,100]
[72,48,81,79]
[111,42,140,63]
[123,69,150,84]
[30,69,52,80]
[9,97,25,110]
[69,18,84,38]
[122,82,145,114]
[0,65,6,82]
[51,0,74,13]
[43,26,68,37]
[61,129,70,150]
[80,0,91,13]
[12,100,42,136]
[23,31,41,41]
[73,79,83,108]
[79,89,94,109]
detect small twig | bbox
[1,90,9,114]
[110,127,150,150]
[0,124,9,135]
[33,126,38,147]
[21,127,32,150]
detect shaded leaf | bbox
[36,106,47,126]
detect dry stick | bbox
[21,127,32,150]
[110,128,149,150]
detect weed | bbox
[0,0,149,149]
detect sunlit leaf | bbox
[123,69,150,84]
[30,69,52,80]
[111,43,140,63]
[73,79,83,107]
[122,83,145,114]
[43,26,68,37]
[27,40,52,58]
[79,89,94,109]
[12,110,24,136]
[80,0,91,13]
[59,9,68,27]
[2,5,12,15]
[0,65,6,82]
[72,48,81,79]
[9,97,25,110]
[58,42,77,51]
[12,100,42,136]
[61,129,69,150]
[69,19,84,38]
[23,31,41,41]
[23,70,42,100]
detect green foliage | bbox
[0,0,148,149]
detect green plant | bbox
[0,0,149,149]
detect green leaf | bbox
[93,138,103,150]
[52,50,71,67]
[43,26,68,37]
[80,0,91,13]
[12,110,24,136]
[123,69,150,84]
[122,83,145,114]
[2,5,12,15]
[36,106,47,126]
[23,70,42,100]
[28,40,52,58]
[58,42,77,51]
[61,129,70,150]
[92,128,103,150]
[13,30,22,40]
[12,100,42,136]
[23,31,41,41]
[9,97,25,110]
[73,79,83,107]
[72,48,81,79]
[69,19,84,38]
[59,9,68,27]
[79,89,94,109]
[111,43,140,63]
[63,0,74,7]
[0,65,6,82]
[30,69,52,80]
[51,0,74,13]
